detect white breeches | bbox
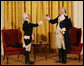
[55,33,66,50]
[23,36,32,52]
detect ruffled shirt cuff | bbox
[61,28,66,34]
[45,16,51,21]
[38,21,43,26]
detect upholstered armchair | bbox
[1,29,25,64]
[68,27,83,61]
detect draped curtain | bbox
[4,1,72,49]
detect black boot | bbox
[56,48,63,63]
[25,51,34,64]
[62,50,67,64]
[25,51,28,64]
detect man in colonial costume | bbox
[23,13,45,64]
[46,7,72,64]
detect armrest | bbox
[79,43,83,48]
[78,43,83,51]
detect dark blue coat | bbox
[49,15,72,50]
[23,20,39,36]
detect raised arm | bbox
[31,21,43,27]
[46,15,58,24]
[31,18,45,27]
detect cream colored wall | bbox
[1,1,4,55]
[73,1,83,43]
[73,1,83,55]
[1,1,4,29]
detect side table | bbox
[32,43,49,61]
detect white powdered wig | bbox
[23,13,28,19]
[23,13,30,23]
[60,7,66,14]
[60,7,67,16]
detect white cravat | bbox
[38,21,43,25]
[58,14,66,34]
[58,14,65,22]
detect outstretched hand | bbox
[42,18,46,22]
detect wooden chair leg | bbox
[45,47,47,61]
[6,56,9,64]
[45,51,47,61]
[3,55,5,60]
[79,54,81,62]
[18,54,20,59]
[34,46,36,62]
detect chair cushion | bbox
[69,28,77,45]
[4,30,18,47]
[5,47,24,52]
[5,51,24,55]
[69,51,81,54]
[71,44,83,51]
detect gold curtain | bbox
[4,1,72,49]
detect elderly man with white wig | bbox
[46,7,72,64]
[23,13,45,64]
